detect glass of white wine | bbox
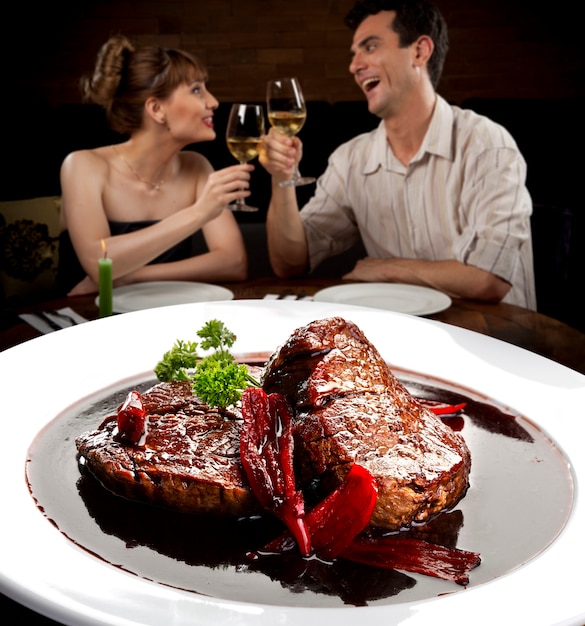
[266,77,316,187]
[225,103,265,212]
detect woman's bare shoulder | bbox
[61,145,113,172]
[178,149,213,174]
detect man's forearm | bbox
[266,183,309,277]
[344,258,511,302]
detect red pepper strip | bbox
[116,390,146,445]
[422,401,467,416]
[259,464,378,561]
[306,464,378,560]
[341,535,481,585]
[240,388,310,556]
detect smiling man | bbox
[260,0,536,309]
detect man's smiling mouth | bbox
[361,77,381,92]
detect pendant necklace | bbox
[113,145,166,191]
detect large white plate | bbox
[1,300,584,626]
[96,281,234,313]
[313,283,452,315]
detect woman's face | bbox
[161,80,219,143]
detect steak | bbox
[294,391,470,529]
[76,317,471,531]
[76,381,260,517]
[262,316,392,407]
[263,317,471,530]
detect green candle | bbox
[98,240,113,317]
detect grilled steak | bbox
[262,316,392,407]
[294,390,470,529]
[263,317,471,530]
[76,317,471,531]
[76,381,259,517]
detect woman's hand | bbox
[67,275,99,296]
[259,128,303,184]
[194,163,254,219]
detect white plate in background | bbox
[313,283,452,315]
[96,281,234,313]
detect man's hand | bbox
[343,257,396,282]
[259,128,303,184]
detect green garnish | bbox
[154,319,259,409]
[197,319,237,352]
[154,339,199,382]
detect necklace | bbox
[113,145,166,191]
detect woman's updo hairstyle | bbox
[80,34,208,135]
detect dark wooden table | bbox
[2,276,585,374]
[2,276,585,624]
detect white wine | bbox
[266,78,315,187]
[226,137,261,163]
[268,111,306,137]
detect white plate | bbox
[313,283,452,315]
[96,281,234,313]
[1,300,584,626]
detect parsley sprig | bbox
[154,319,259,409]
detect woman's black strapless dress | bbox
[56,220,205,295]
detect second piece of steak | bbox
[262,317,472,531]
[262,316,393,407]
[295,389,471,530]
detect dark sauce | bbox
[26,366,574,608]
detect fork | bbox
[43,308,89,328]
[42,310,77,328]
[277,291,298,300]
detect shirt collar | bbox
[363,122,389,174]
[363,95,454,174]
[416,95,453,162]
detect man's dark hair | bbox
[344,0,449,89]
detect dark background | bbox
[3,0,583,107]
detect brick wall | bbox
[4,0,582,107]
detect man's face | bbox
[349,11,421,119]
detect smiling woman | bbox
[57,34,250,297]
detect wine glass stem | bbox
[235,160,247,207]
[278,165,302,188]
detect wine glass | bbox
[225,103,265,212]
[266,77,316,187]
